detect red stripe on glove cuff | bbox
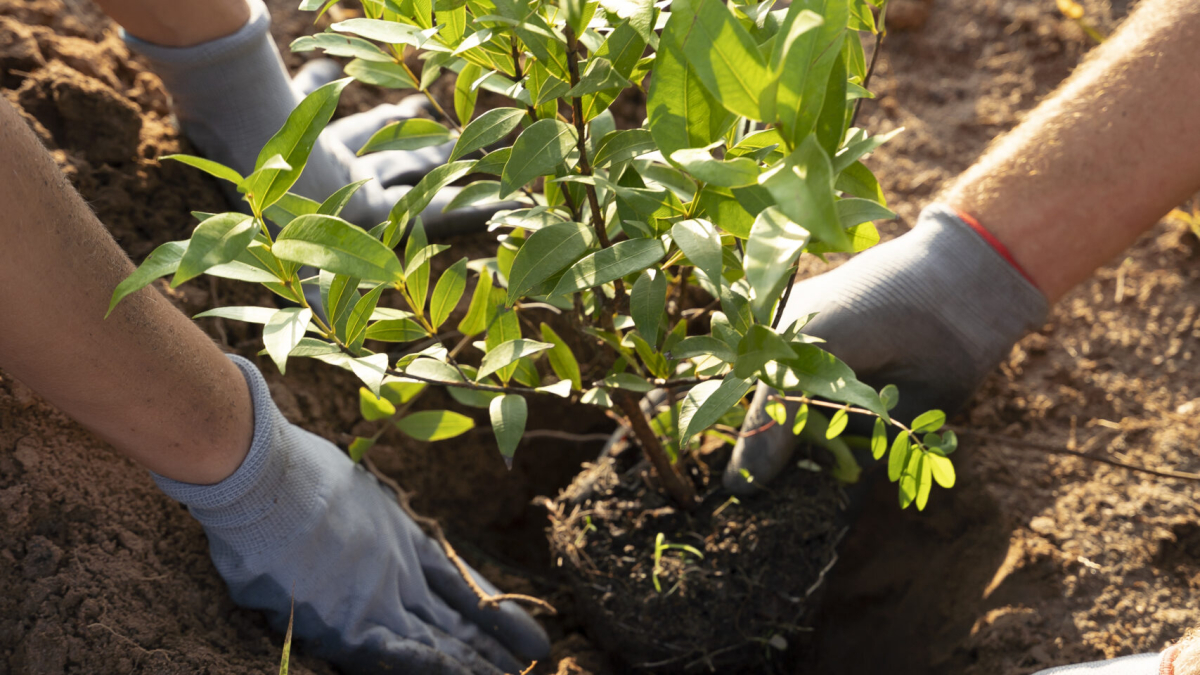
[955,210,1039,290]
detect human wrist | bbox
[151,355,328,558]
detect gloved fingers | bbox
[326,96,435,151]
[358,143,457,187]
[349,623,508,675]
[723,380,798,495]
[291,58,344,97]
[412,532,550,664]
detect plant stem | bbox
[849,27,885,130]
[564,26,627,314]
[615,391,697,508]
[771,267,797,330]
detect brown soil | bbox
[3,0,1200,674]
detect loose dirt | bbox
[3,0,1199,673]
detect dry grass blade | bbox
[278,596,294,675]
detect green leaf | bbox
[667,0,769,121]
[667,335,736,363]
[291,33,393,61]
[793,403,810,435]
[457,269,494,336]
[386,161,477,245]
[565,57,629,97]
[264,192,321,229]
[836,197,896,228]
[243,78,350,211]
[506,221,596,304]
[679,376,755,445]
[580,17,648,120]
[599,372,653,393]
[471,147,511,176]
[647,38,731,160]
[593,129,656,168]
[870,417,887,459]
[450,107,525,162]
[163,154,244,185]
[832,127,903,174]
[319,179,373,217]
[454,63,482,126]
[915,453,932,510]
[765,400,788,425]
[345,284,387,348]
[734,324,796,379]
[360,386,398,421]
[887,430,911,482]
[442,180,505,212]
[880,383,899,411]
[814,52,849,157]
[430,257,468,330]
[404,221,433,312]
[490,394,527,469]
[331,17,427,43]
[836,160,886,205]
[778,344,889,419]
[194,306,279,324]
[670,219,723,285]
[669,148,760,188]
[769,0,847,147]
[630,268,667,346]
[172,213,256,286]
[107,240,186,317]
[275,214,405,282]
[761,135,848,250]
[744,206,809,322]
[911,410,947,434]
[930,451,956,488]
[321,271,361,336]
[826,408,849,439]
[499,119,578,199]
[552,238,665,297]
[539,323,582,391]
[263,307,312,374]
[358,119,454,155]
[382,379,426,405]
[344,58,418,89]
[348,436,375,463]
[395,410,476,441]
[477,339,553,382]
[366,318,427,342]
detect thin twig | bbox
[363,457,558,614]
[522,429,614,442]
[954,428,1200,482]
[849,24,885,129]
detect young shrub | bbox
[112,0,954,511]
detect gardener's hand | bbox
[723,205,1048,495]
[125,0,504,237]
[154,356,549,674]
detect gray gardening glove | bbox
[724,204,1048,495]
[1031,651,1170,674]
[125,0,503,237]
[153,355,549,674]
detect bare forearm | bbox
[0,99,251,484]
[92,0,249,46]
[943,0,1200,302]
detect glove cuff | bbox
[903,203,1049,365]
[121,0,270,66]
[151,354,327,557]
